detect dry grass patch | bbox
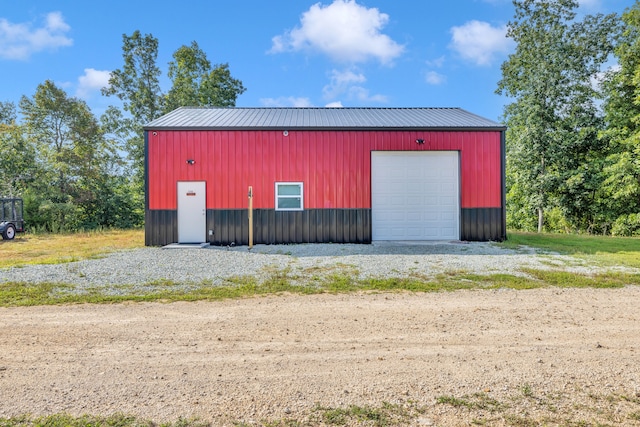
[0,229,144,269]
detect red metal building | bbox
[144,107,506,246]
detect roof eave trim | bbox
[143,126,507,132]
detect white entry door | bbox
[177,181,206,243]
[372,151,460,241]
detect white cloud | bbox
[269,0,404,65]
[325,101,344,107]
[449,20,513,66]
[323,69,366,99]
[426,56,446,68]
[322,68,387,103]
[76,68,111,98]
[0,11,72,60]
[578,0,602,10]
[424,56,446,85]
[260,97,314,107]
[425,71,446,85]
[348,86,388,103]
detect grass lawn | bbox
[503,231,640,268]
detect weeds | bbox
[312,402,411,426]
[0,414,208,426]
[3,265,640,307]
[2,389,639,426]
[521,383,534,398]
[436,393,506,413]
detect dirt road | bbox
[1,288,640,425]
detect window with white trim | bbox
[275,182,304,211]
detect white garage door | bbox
[372,151,460,241]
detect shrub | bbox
[611,213,640,236]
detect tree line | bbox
[2,0,640,236]
[0,31,245,232]
[500,0,640,236]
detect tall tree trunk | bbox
[538,207,544,233]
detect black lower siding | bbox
[145,208,371,246]
[145,209,177,246]
[461,208,505,242]
[145,207,504,246]
[246,209,371,245]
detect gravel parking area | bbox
[0,241,601,289]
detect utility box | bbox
[0,198,25,240]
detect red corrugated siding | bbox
[147,130,502,210]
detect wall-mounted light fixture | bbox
[416,138,425,145]
[186,159,196,165]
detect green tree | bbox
[0,100,17,124]
[102,30,163,125]
[20,81,101,199]
[101,30,163,192]
[497,0,619,232]
[164,41,246,113]
[99,105,144,228]
[19,80,126,231]
[0,101,38,196]
[600,2,640,235]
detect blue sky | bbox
[0,0,635,122]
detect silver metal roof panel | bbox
[144,107,505,130]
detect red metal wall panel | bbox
[147,129,502,210]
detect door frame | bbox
[177,181,206,243]
[371,151,460,241]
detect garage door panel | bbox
[424,212,439,221]
[440,195,457,206]
[441,212,456,221]
[404,186,424,194]
[406,169,423,179]
[440,181,457,190]
[372,151,460,240]
[390,196,405,206]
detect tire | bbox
[2,224,15,240]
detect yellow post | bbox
[248,186,253,249]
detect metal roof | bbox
[145,107,505,131]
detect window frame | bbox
[275,182,304,211]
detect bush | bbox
[611,213,640,236]
[544,207,573,233]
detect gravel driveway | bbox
[1,241,603,289]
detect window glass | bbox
[277,197,301,209]
[275,182,303,211]
[278,184,301,196]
